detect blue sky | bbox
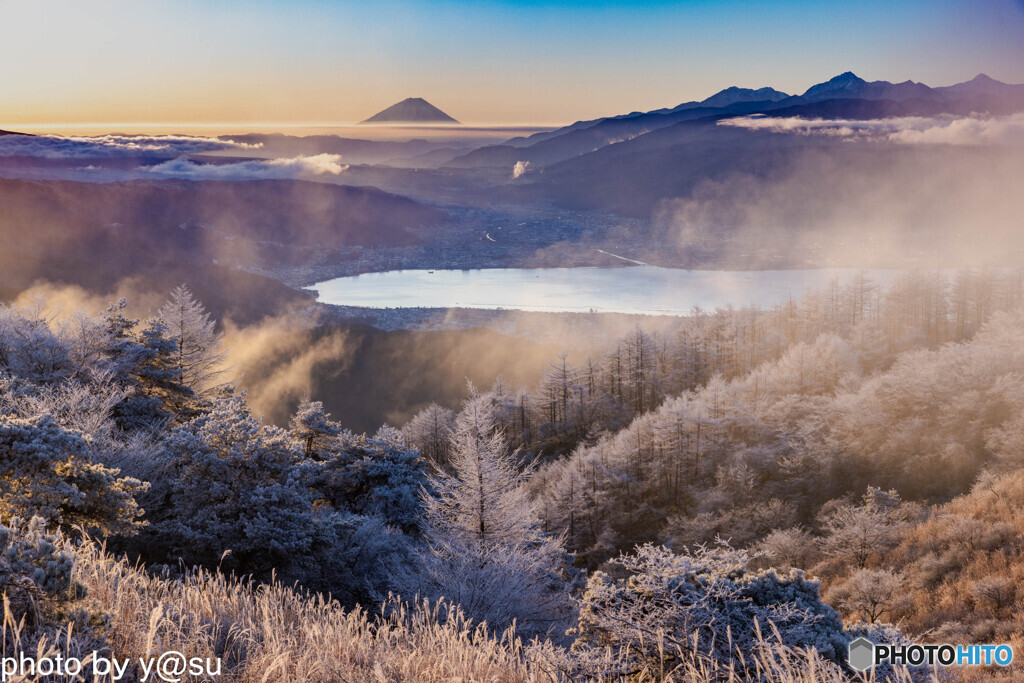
[1,0,1023,126]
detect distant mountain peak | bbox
[800,71,941,102]
[700,86,790,108]
[361,98,460,124]
[935,72,1021,98]
[802,72,868,99]
[833,71,863,81]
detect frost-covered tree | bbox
[290,398,342,460]
[135,317,196,417]
[403,388,574,638]
[158,285,226,392]
[402,402,454,467]
[539,353,580,436]
[757,334,858,398]
[572,542,848,675]
[100,299,150,379]
[307,512,416,608]
[101,300,176,431]
[818,488,908,569]
[0,414,146,536]
[622,327,661,416]
[758,526,818,570]
[829,568,906,623]
[426,390,538,548]
[58,311,110,379]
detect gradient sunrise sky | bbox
[3,0,1024,130]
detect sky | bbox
[2,0,1024,130]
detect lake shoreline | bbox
[310,266,907,317]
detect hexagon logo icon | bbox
[848,637,875,672]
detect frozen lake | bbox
[312,266,904,316]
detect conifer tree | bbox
[158,285,226,392]
[289,398,342,460]
[402,402,455,468]
[403,388,574,638]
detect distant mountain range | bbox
[445,71,1024,170]
[361,98,460,124]
[797,71,1024,102]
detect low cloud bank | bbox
[719,113,1024,146]
[0,134,260,159]
[143,154,348,180]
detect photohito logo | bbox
[847,637,1014,672]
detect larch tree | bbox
[539,353,579,436]
[404,387,574,639]
[158,285,226,393]
[427,389,538,551]
[402,402,455,468]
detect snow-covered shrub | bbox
[0,305,74,385]
[571,542,848,675]
[0,516,80,618]
[0,414,146,535]
[302,424,428,533]
[304,512,415,608]
[141,394,314,577]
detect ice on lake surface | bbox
[312,266,905,316]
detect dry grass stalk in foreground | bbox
[2,541,930,682]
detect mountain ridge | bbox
[444,71,1024,170]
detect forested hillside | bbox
[0,177,442,324]
[3,270,1024,680]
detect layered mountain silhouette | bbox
[445,71,1024,170]
[361,98,459,124]
[800,71,934,101]
[935,73,1024,99]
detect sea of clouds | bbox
[0,134,260,159]
[0,134,348,180]
[718,112,1024,146]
